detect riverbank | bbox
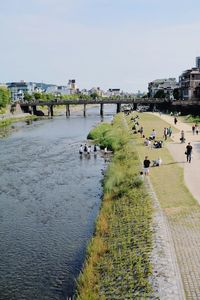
[76,111,200,299]
[76,114,153,299]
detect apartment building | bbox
[148,78,178,99]
[179,68,200,100]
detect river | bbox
[0,105,115,300]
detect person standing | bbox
[168,126,172,137]
[174,117,178,125]
[143,156,151,175]
[163,128,168,140]
[195,124,199,135]
[84,144,88,153]
[140,126,144,137]
[79,144,83,154]
[192,125,195,135]
[186,142,192,163]
[180,130,185,143]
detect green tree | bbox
[33,92,42,100]
[0,87,10,108]
[173,88,180,100]
[23,92,33,102]
[154,90,165,98]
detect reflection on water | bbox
[0,105,115,299]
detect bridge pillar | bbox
[133,103,137,111]
[32,105,37,115]
[66,104,70,117]
[150,103,154,111]
[50,105,54,117]
[116,103,121,113]
[100,103,104,117]
[83,104,86,117]
[47,105,51,116]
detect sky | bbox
[1,0,200,92]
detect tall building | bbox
[179,68,200,100]
[196,57,200,69]
[67,79,77,94]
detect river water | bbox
[0,105,115,300]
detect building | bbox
[7,81,30,102]
[148,78,178,100]
[107,88,121,97]
[179,68,200,100]
[88,87,104,97]
[67,79,77,94]
[196,56,200,68]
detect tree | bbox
[23,92,33,102]
[33,92,42,100]
[90,92,98,100]
[173,88,180,100]
[154,90,165,99]
[0,87,10,108]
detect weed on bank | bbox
[76,114,153,299]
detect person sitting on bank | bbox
[152,157,162,167]
[153,140,163,149]
[150,129,156,140]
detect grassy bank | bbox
[0,115,38,128]
[182,114,200,124]
[76,114,153,299]
[128,112,197,216]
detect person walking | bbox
[192,125,195,135]
[140,126,144,137]
[143,156,151,176]
[163,127,168,140]
[185,142,192,163]
[180,130,185,143]
[168,126,172,137]
[174,117,178,125]
[195,124,199,135]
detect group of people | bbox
[142,156,162,176]
[79,144,98,156]
[163,126,172,140]
[79,144,108,157]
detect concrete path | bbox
[153,113,200,300]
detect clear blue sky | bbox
[1,0,200,92]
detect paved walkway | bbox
[154,113,200,300]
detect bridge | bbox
[20,98,200,117]
[20,98,170,117]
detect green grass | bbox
[181,114,200,124]
[128,112,198,214]
[0,115,38,128]
[87,115,131,152]
[76,113,153,299]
